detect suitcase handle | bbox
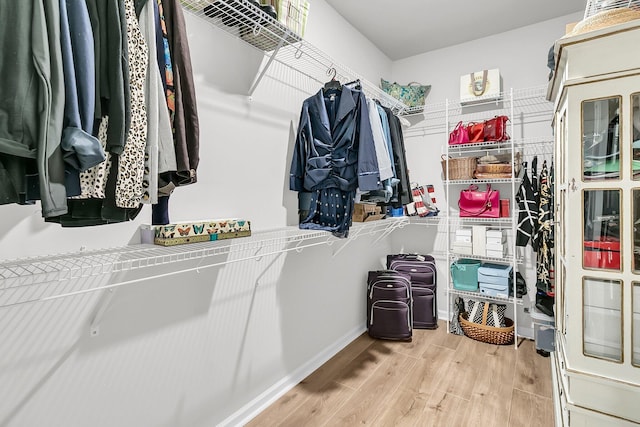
[370,280,411,299]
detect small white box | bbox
[486,242,506,252]
[472,226,487,256]
[487,237,505,246]
[486,229,506,245]
[452,242,473,255]
[455,228,472,243]
[486,229,505,239]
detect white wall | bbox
[0,1,394,426]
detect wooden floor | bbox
[247,320,554,427]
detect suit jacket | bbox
[290,86,381,193]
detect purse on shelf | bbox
[458,184,500,218]
[380,79,430,110]
[484,115,510,142]
[467,122,485,143]
[449,121,470,145]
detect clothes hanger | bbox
[323,67,342,91]
[344,79,361,90]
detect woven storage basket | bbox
[441,156,477,180]
[474,172,513,179]
[459,304,514,345]
[476,163,512,174]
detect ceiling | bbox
[325,0,587,60]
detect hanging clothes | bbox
[531,156,540,251]
[138,0,177,204]
[86,0,131,155]
[156,0,176,126]
[382,106,412,206]
[549,161,555,252]
[290,85,381,237]
[516,161,537,247]
[47,0,139,226]
[367,98,393,181]
[58,0,104,197]
[0,2,64,215]
[160,0,200,186]
[113,0,149,209]
[358,98,393,204]
[536,160,553,293]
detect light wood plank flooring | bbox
[247,320,553,427]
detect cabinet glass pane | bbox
[559,112,566,184]
[635,189,640,273]
[583,189,621,271]
[633,94,640,180]
[559,263,566,334]
[634,282,640,367]
[583,277,622,362]
[559,189,565,262]
[583,97,620,181]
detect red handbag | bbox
[484,115,509,142]
[449,121,470,145]
[467,122,484,143]
[459,184,500,218]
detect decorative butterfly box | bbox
[150,219,251,246]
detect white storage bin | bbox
[531,308,555,353]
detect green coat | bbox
[0,1,68,217]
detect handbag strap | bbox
[481,302,490,326]
[470,70,489,96]
[454,121,464,130]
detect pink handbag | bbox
[449,121,470,145]
[458,184,500,218]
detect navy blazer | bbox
[290,86,382,193]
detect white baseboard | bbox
[219,324,367,427]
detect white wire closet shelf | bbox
[448,288,525,305]
[0,217,409,309]
[449,253,524,264]
[179,0,408,114]
[447,217,514,225]
[445,177,523,185]
[402,84,552,119]
[445,136,554,153]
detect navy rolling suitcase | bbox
[387,254,438,329]
[366,270,412,341]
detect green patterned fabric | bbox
[380,79,430,109]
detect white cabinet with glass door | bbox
[548,19,640,426]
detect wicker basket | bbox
[474,172,513,179]
[441,155,477,180]
[476,163,512,174]
[459,304,514,345]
